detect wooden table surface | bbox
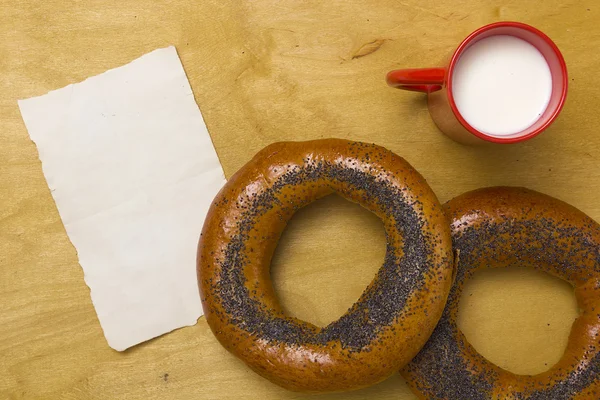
[1,1,599,399]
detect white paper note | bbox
[18,46,227,351]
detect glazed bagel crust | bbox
[197,139,453,393]
[403,187,600,400]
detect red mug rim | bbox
[446,21,568,144]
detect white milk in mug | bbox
[451,35,553,137]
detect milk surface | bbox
[451,35,552,137]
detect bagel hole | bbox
[457,267,579,375]
[271,194,386,328]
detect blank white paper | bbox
[18,46,226,351]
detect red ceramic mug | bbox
[386,22,568,145]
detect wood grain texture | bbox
[0,0,597,398]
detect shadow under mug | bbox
[386,21,568,145]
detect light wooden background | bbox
[1,0,598,399]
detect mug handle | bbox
[386,68,446,93]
